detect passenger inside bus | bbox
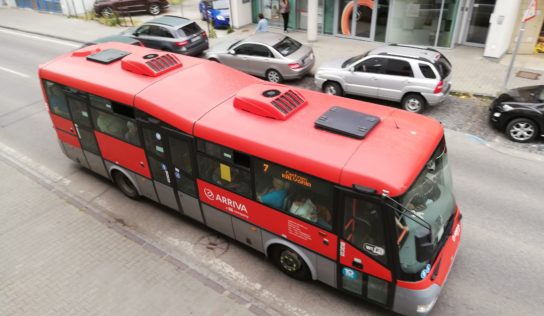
[96,112,127,139]
[257,177,288,209]
[289,194,332,229]
[124,121,139,144]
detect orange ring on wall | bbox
[341,0,374,36]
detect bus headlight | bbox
[416,297,438,314]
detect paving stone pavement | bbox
[0,157,263,316]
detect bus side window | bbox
[253,158,334,231]
[342,197,387,264]
[92,108,140,146]
[43,80,70,119]
[196,141,252,198]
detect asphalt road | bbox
[1,28,543,316]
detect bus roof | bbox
[39,42,443,197]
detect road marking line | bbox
[0,28,80,47]
[0,65,29,78]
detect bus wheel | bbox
[271,245,311,281]
[112,171,140,199]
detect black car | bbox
[94,0,169,17]
[489,85,544,142]
[121,15,209,56]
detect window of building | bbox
[384,59,413,77]
[43,80,71,119]
[253,158,334,230]
[342,197,387,265]
[419,64,436,79]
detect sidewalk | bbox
[0,148,268,315]
[1,6,543,96]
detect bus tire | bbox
[270,245,311,281]
[112,171,140,200]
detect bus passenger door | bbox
[65,94,109,178]
[139,120,202,222]
[338,192,394,309]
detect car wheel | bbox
[506,118,538,143]
[266,69,283,83]
[322,81,343,96]
[402,93,426,113]
[270,245,311,281]
[112,171,140,199]
[148,4,161,15]
[100,7,114,17]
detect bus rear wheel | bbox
[270,245,311,281]
[113,171,140,199]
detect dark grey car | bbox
[204,33,314,83]
[122,15,208,56]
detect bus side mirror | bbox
[415,229,433,262]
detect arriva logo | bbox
[452,223,461,242]
[204,188,215,200]
[204,187,248,214]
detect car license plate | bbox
[191,35,201,43]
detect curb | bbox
[0,24,84,44]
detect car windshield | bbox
[273,37,302,56]
[395,139,456,279]
[178,23,202,37]
[212,0,229,9]
[435,57,451,79]
[342,52,368,68]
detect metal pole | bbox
[503,22,526,91]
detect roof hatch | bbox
[233,83,307,120]
[315,106,380,139]
[85,48,130,64]
[121,52,182,77]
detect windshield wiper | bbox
[382,191,432,231]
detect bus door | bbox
[337,190,394,308]
[64,90,109,178]
[139,119,202,222]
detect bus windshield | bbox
[396,140,456,279]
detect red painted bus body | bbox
[39,43,461,315]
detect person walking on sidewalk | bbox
[256,13,268,33]
[280,0,290,32]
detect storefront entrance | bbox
[336,0,389,41]
[460,0,496,46]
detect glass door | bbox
[464,0,496,45]
[263,0,282,27]
[337,190,393,307]
[337,0,377,40]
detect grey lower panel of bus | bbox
[60,140,90,169]
[393,282,442,316]
[201,204,235,239]
[261,231,337,288]
[154,181,179,211]
[232,217,264,253]
[177,191,203,223]
[83,150,109,179]
[104,161,158,203]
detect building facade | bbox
[246,0,544,57]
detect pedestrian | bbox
[255,13,268,33]
[280,0,290,32]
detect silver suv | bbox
[315,44,452,113]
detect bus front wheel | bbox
[270,245,311,281]
[113,171,140,200]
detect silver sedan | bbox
[205,33,314,83]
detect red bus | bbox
[39,43,462,315]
